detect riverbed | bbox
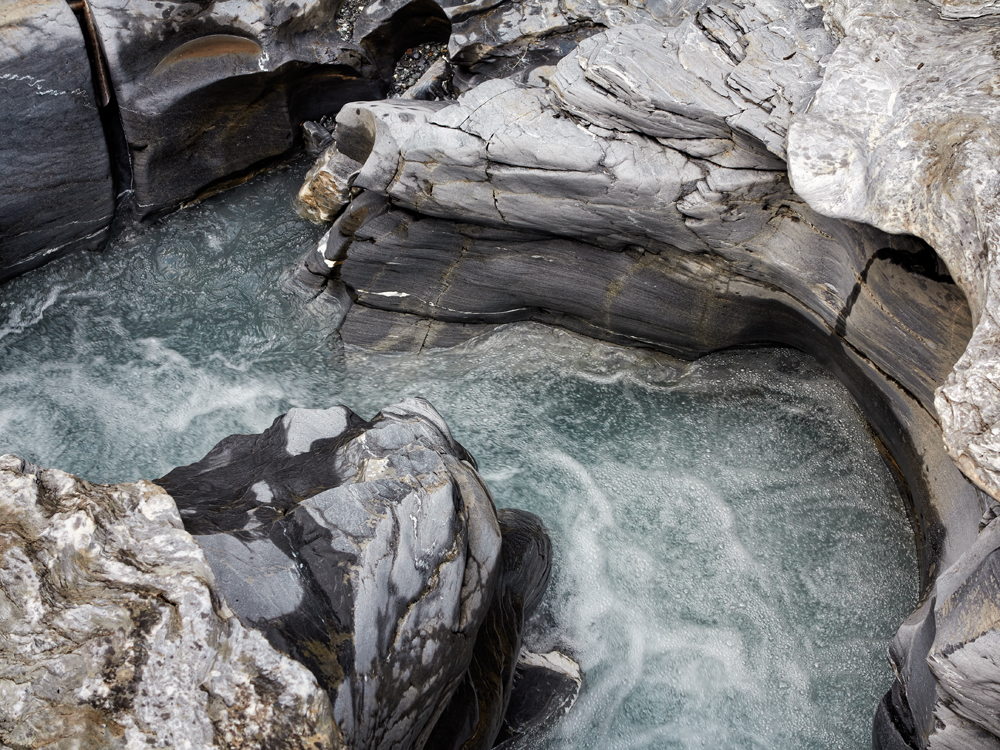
[0,159,916,750]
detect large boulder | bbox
[158,398,566,749]
[0,454,337,749]
[0,0,115,282]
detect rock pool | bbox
[0,160,916,750]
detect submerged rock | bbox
[0,0,115,282]
[158,398,574,749]
[0,455,337,749]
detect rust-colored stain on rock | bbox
[152,34,262,75]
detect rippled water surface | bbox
[0,161,916,749]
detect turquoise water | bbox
[0,160,916,749]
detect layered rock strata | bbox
[293,0,1000,746]
[0,0,115,282]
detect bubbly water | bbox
[0,160,916,749]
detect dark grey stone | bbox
[157,399,569,749]
[303,120,336,157]
[0,0,115,282]
[86,0,385,218]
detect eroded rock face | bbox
[293,0,1000,746]
[0,454,338,749]
[786,0,1000,511]
[0,0,115,282]
[158,398,565,749]
[781,6,1000,744]
[85,0,384,217]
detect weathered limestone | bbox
[85,0,384,217]
[0,454,338,749]
[0,0,115,282]
[297,145,364,223]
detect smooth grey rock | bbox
[0,0,114,282]
[0,454,338,749]
[85,0,383,218]
[157,399,514,749]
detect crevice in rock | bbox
[65,0,134,231]
[836,237,960,338]
[355,0,452,83]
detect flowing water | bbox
[0,160,916,749]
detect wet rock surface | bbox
[0,454,338,749]
[0,0,115,282]
[291,0,1000,745]
[158,398,573,749]
[84,0,384,218]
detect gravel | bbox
[390,42,450,97]
[335,0,368,39]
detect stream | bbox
[0,159,916,750]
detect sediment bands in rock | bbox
[291,0,1000,745]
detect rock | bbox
[0,454,338,749]
[400,57,454,100]
[157,398,569,749]
[782,2,1000,743]
[85,0,384,218]
[297,0,1000,745]
[786,0,1000,509]
[296,145,364,224]
[353,0,451,82]
[492,650,582,748]
[424,508,551,749]
[303,120,336,157]
[0,0,115,282]
[922,516,1000,749]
